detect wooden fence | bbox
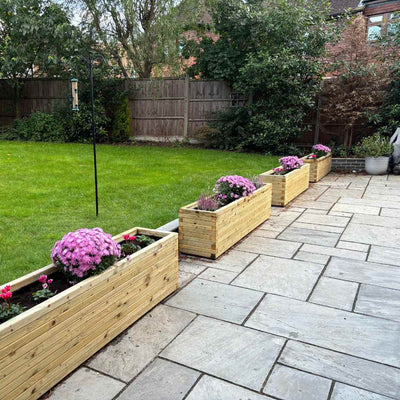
[0,77,377,146]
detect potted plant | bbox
[0,227,178,400]
[302,144,332,182]
[179,175,272,259]
[354,133,394,175]
[260,156,310,206]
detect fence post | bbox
[183,74,189,138]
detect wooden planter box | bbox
[0,228,178,400]
[179,184,272,259]
[302,153,332,182]
[260,164,310,206]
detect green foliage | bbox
[0,303,25,323]
[187,0,337,152]
[80,0,203,78]
[32,288,54,302]
[111,96,131,143]
[192,124,221,144]
[135,235,156,246]
[7,112,65,142]
[354,134,394,158]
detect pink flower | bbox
[48,279,53,284]
[129,236,137,241]
[38,275,47,283]
[1,285,11,293]
[43,283,48,289]
[123,234,130,241]
[1,291,12,299]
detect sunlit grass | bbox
[0,141,279,283]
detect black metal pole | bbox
[89,52,99,216]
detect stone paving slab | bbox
[341,223,400,248]
[340,197,400,209]
[183,250,258,273]
[380,207,400,218]
[232,255,323,301]
[325,257,400,290]
[279,341,400,399]
[199,267,238,284]
[355,284,400,322]
[166,278,263,324]
[246,295,400,368]
[336,240,369,252]
[186,376,273,400]
[309,277,358,311]
[236,236,301,258]
[330,383,392,400]
[331,203,381,215]
[291,221,344,234]
[161,316,285,391]
[301,244,367,261]
[263,364,331,400]
[296,213,350,227]
[49,367,125,400]
[294,251,330,265]
[368,246,400,267]
[278,226,340,247]
[86,305,196,382]
[179,271,196,287]
[116,358,199,400]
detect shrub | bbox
[354,134,394,158]
[214,175,256,206]
[192,125,221,144]
[197,193,219,211]
[51,228,121,279]
[7,111,65,142]
[111,96,130,143]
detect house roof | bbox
[330,0,362,15]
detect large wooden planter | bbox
[0,228,178,400]
[260,164,310,206]
[302,153,332,182]
[179,184,272,259]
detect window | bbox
[367,12,400,41]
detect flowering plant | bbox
[197,193,219,211]
[32,275,55,302]
[51,228,121,279]
[273,156,303,175]
[214,175,256,206]
[0,286,25,323]
[310,144,331,159]
[121,234,156,257]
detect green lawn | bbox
[0,141,279,283]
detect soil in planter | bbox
[3,234,160,321]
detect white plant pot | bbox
[365,156,389,175]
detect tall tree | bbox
[0,0,79,116]
[79,0,203,78]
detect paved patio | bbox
[48,173,400,400]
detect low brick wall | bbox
[332,158,365,172]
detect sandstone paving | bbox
[232,255,323,301]
[246,295,400,368]
[309,276,358,311]
[166,278,263,324]
[161,316,285,391]
[279,341,400,399]
[49,172,400,400]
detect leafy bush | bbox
[111,96,130,143]
[7,111,65,142]
[58,100,109,143]
[354,134,394,158]
[51,228,121,279]
[192,125,221,144]
[186,0,337,153]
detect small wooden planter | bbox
[0,228,178,400]
[260,164,310,206]
[179,184,272,259]
[302,153,332,182]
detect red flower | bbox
[123,234,130,241]
[1,285,11,293]
[129,236,137,241]
[1,291,12,300]
[38,275,47,283]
